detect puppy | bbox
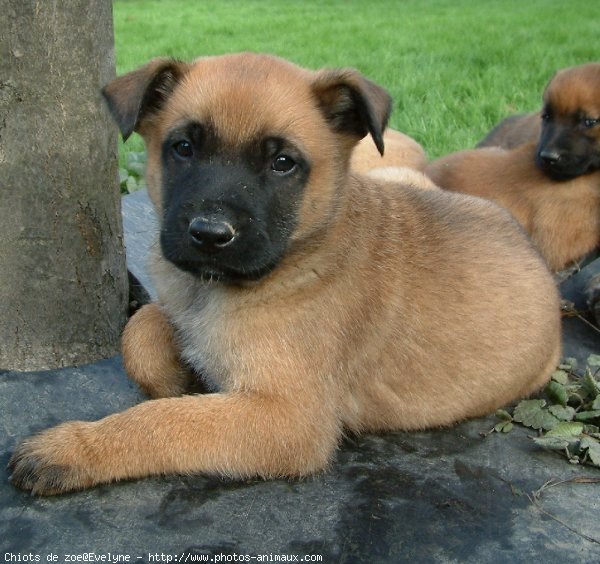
[9,53,561,495]
[477,62,600,180]
[426,143,600,271]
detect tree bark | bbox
[0,1,128,370]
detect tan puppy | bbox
[351,128,426,173]
[10,53,561,495]
[477,62,600,181]
[426,142,600,271]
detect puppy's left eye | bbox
[172,140,193,159]
[583,117,598,129]
[272,155,296,175]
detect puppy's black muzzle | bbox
[188,216,237,251]
[536,122,599,180]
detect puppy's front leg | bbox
[9,392,340,495]
[122,303,196,398]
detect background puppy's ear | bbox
[102,58,189,141]
[312,69,392,155]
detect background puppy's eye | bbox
[541,112,551,122]
[583,117,598,129]
[172,140,193,159]
[272,154,296,174]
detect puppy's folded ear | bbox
[102,58,189,141]
[312,69,392,156]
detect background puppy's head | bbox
[103,53,391,283]
[536,62,600,179]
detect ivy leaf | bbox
[580,436,600,467]
[545,381,568,406]
[495,409,512,421]
[125,176,139,193]
[580,371,599,399]
[494,421,513,433]
[587,354,600,368]
[533,436,577,450]
[559,358,578,371]
[127,161,146,177]
[550,370,569,385]
[545,421,583,437]
[548,405,576,421]
[513,400,560,430]
[574,410,600,422]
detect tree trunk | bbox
[0,1,128,370]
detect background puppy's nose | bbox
[538,149,561,165]
[188,217,236,249]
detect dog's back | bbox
[426,143,600,270]
[477,112,541,149]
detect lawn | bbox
[112,0,598,186]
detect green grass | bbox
[113,0,598,182]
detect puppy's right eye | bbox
[172,140,193,159]
[272,154,297,175]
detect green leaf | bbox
[495,409,512,421]
[587,354,600,368]
[125,176,138,193]
[533,436,577,450]
[545,381,568,406]
[118,168,129,183]
[513,399,560,430]
[546,421,583,437]
[574,410,600,421]
[593,396,600,410]
[580,371,599,399]
[127,162,146,176]
[494,421,513,433]
[559,358,578,371]
[551,370,570,385]
[580,436,600,467]
[127,151,147,164]
[548,405,576,421]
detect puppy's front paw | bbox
[8,422,99,495]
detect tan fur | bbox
[10,53,561,495]
[544,63,600,120]
[366,166,439,190]
[121,303,194,398]
[426,143,600,271]
[351,128,426,172]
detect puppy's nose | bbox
[538,149,561,165]
[188,217,236,250]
